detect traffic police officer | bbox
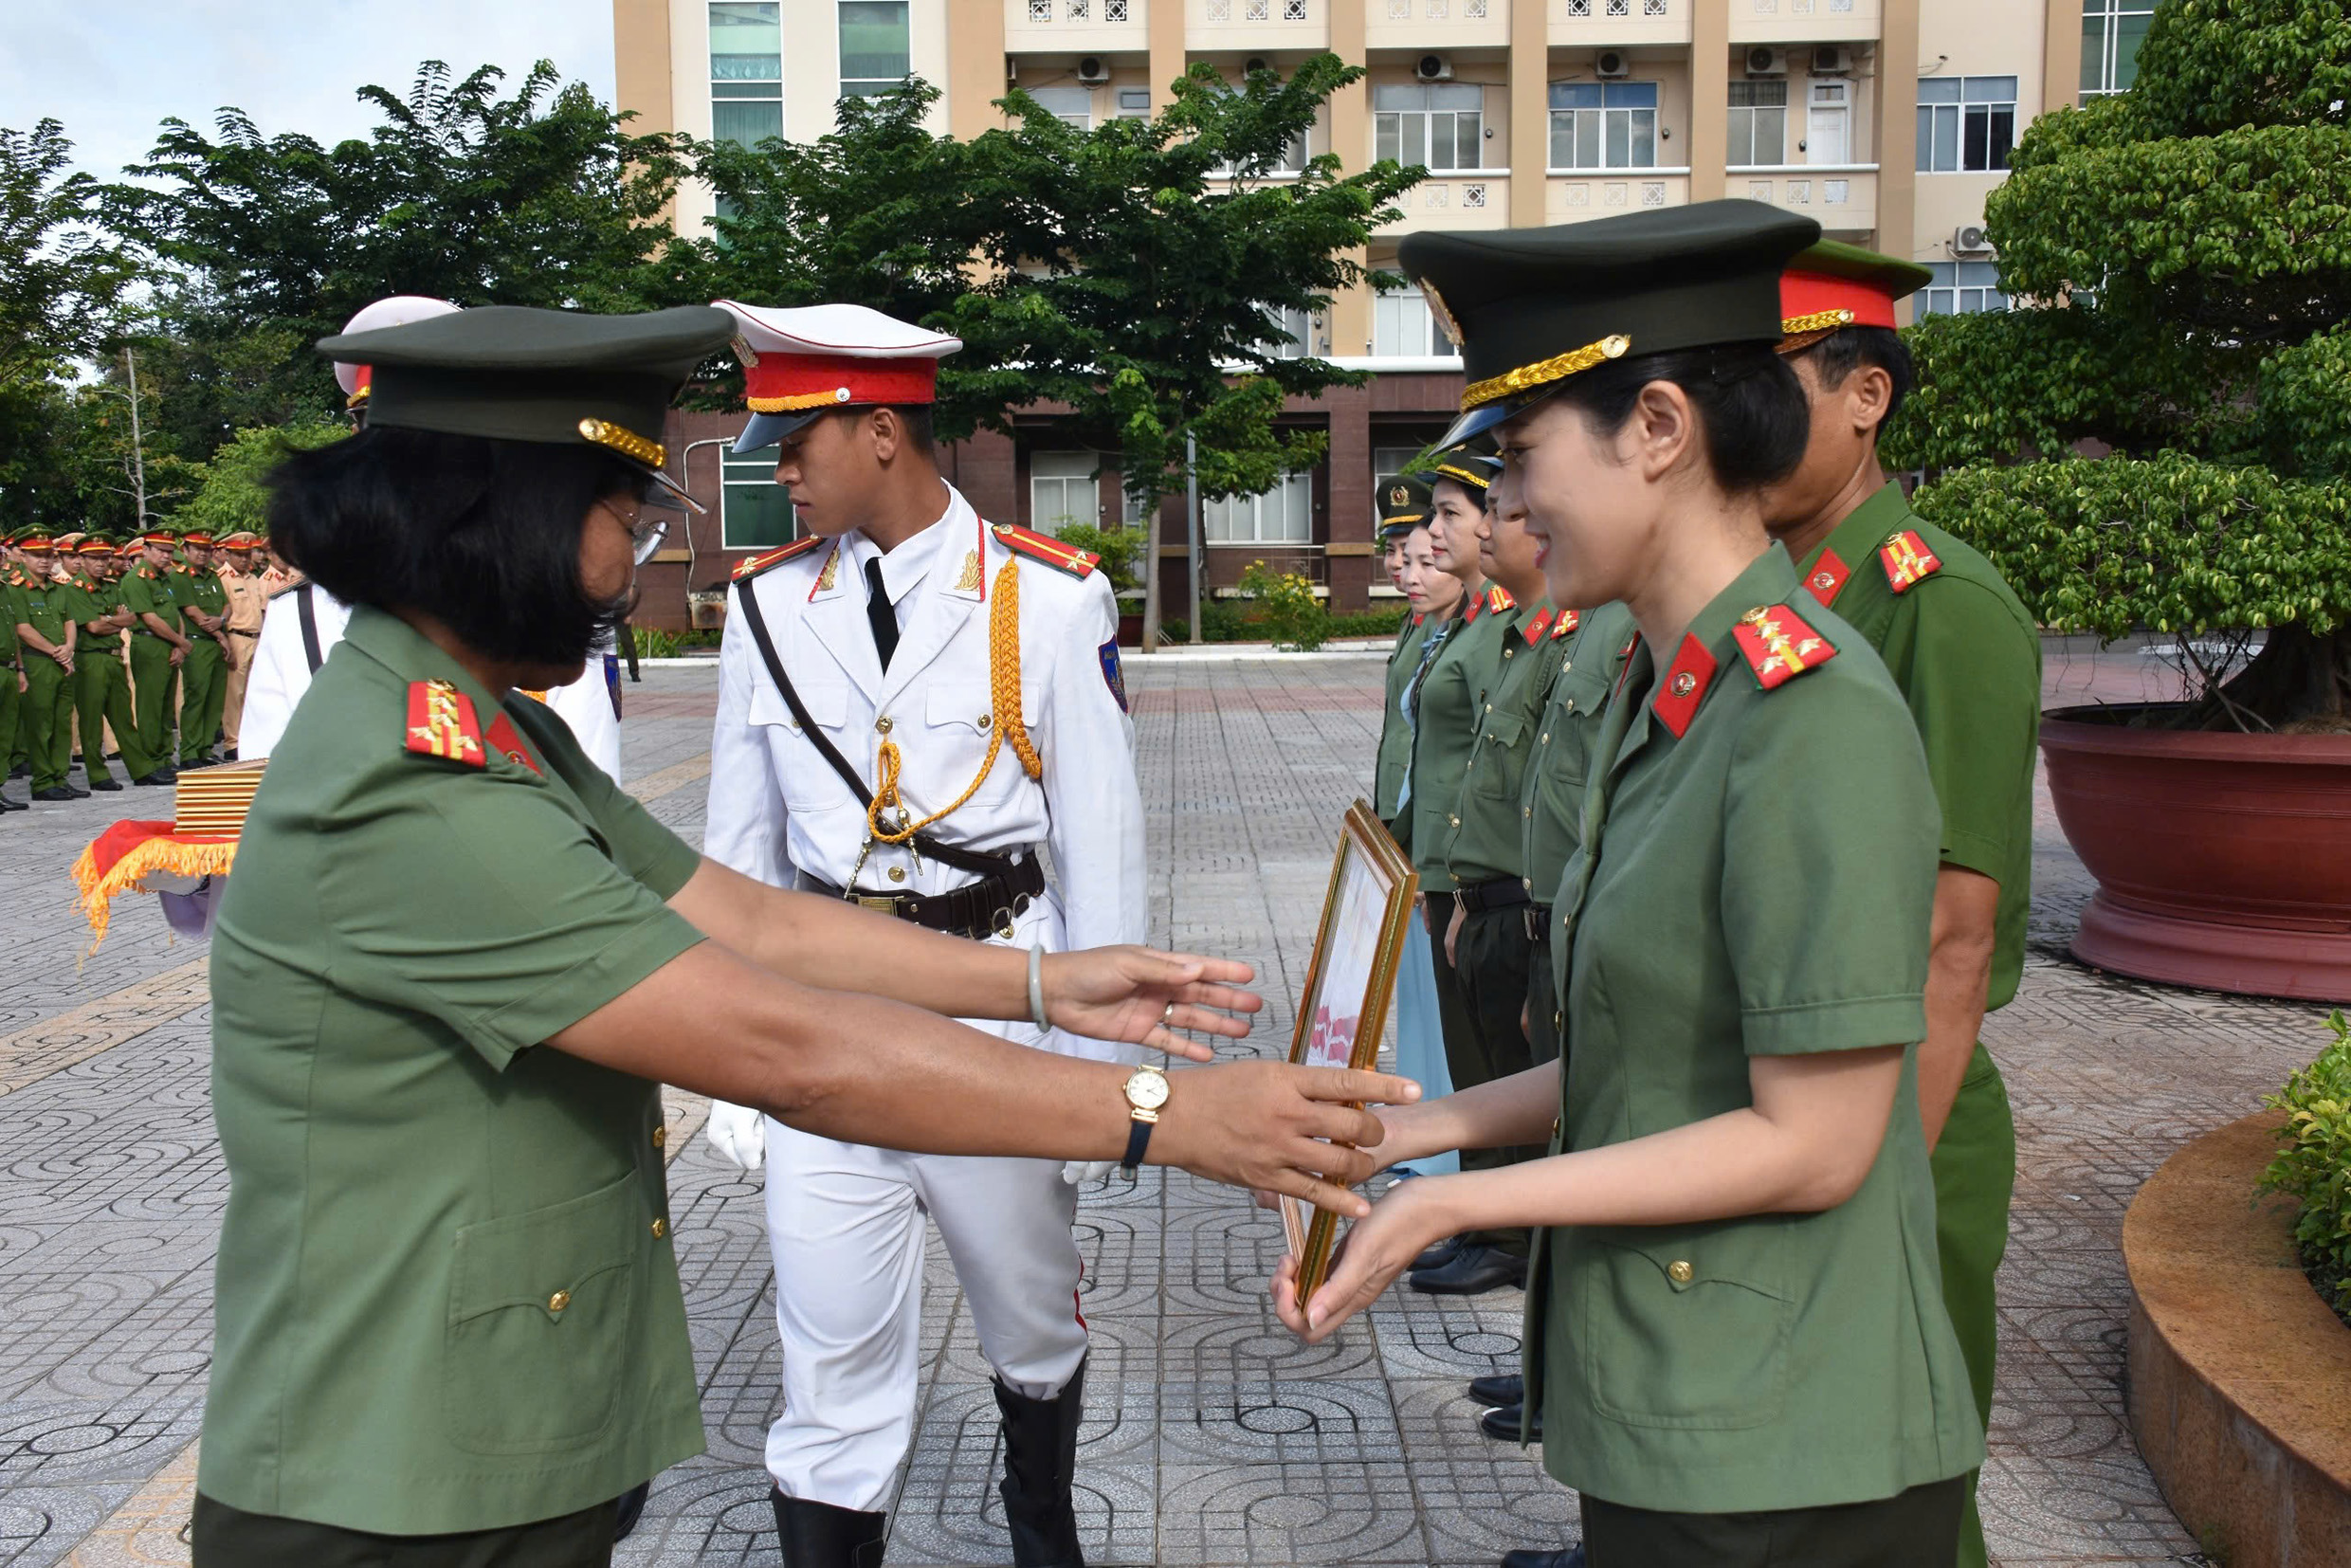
[218,531,269,753]
[122,526,192,765]
[1768,240,2037,1568]
[172,528,235,766]
[1282,202,1984,1568]
[11,530,82,802]
[701,301,1146,1568]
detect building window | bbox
[1372,287,1441,356]
[709,2,782,149]
[1726,81,1786,165]
[1026,85,1092,128]
[1030,452,1100,534]
[1116,87,1152,119]
[1374,82,1485,172]
[721,450,798,550]
[1550,82,1659,170]
[838,0,911,99]
[1258,304,1314,359]
[1808,80,1850,163]
[1917,76,2017,173]
[1206,473,1313,544]
[1919,261,2010,317]
[2082,0,2156,100]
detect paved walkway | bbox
[0,649,2323,1567]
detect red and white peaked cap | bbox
[716,300,961,454]
[333,295,462,409]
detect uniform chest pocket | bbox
[442,1169,645,1455]
[748,680,849,737]
[1575,1221,1792,1431]
[924,684,1040,736]
[1468,715,1531,798]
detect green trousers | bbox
[129,635,179,766]
[75,650,155,780]
[1584,1474,1966,1568]
[180,637,228,764]
[1931,1044,2018,1568]
[191,1491,621,1568]
[22,656,74,793]
[0,666,19,785]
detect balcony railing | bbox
[1006,0,1148,47]
[1728,0,1881,44]
[1733,165,1878,228]
[1376,172,1512,233]
[1549,0,1688,44]
[1545,168,1688,221]
[1364,0,1510,48]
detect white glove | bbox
[704,1101,768,1172]
[1062,1160,1114,1186]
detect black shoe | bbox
[1480,1401,1539,1442]
[9,763,24,779]
[771,1489,886,1568]
[1412,1233,1466,1273]
[66,782,89,797]
[993,1355,1086,1567]
[33,787,76,802]
[612,1480,650,1542]
[1410,1245,1527,1295]
[86,774,120,792]
[1468,1372,1523,1408]
[0,796,22,812]
[132,769,173,786]
[1501,1548,1585,1568]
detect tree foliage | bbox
[174,421,350,540]
[0,119,135,375]
[1893,0,2351,728]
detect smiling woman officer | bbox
[193,304,1413,1568]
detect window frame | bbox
[1371,286,1440,358]
[1204,471,1314,546]
[1029,451,1101,536]
[1918,260,2011,319]
[720,449,801,551]
[1915,75,2018,173]
[709,1,783,149]
[837,0,912,100]
[1725,80,1787,167]
[1548,81,1660,172]
[2080,0,2157,100]
[1373,82,1486,173]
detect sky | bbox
[4,0,619,182]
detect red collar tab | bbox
[1522,607,1555,645]
[484,710,543,775]
[1411,611,1426,627]
[741,350,939,416]
[993,523,1100,579]
[405,680,487,767]
[1780,269,1902,334]
[1878,529,1943,594]
[1551,607,1580,640]
[1652,633,1719,738]
[1802,547,1851,606]
[732,536,825,581]
[1733,601,1840,690]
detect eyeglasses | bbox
[630,516,670,567]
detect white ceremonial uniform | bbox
[238,583,623,777]
[703,483,1146,1514]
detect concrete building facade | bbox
[614,0,2138,629]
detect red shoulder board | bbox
[1486,584,1516,615]
[405,679,487,767]
[1732,602,1840,690]
[992,523,1099,578]
[733,536,826,581]
[1652,633,1719,738]
[1877,530,1942,594]
[1802,547,1851,607]
[1551,608,1580,640]
[1522,607,1555,645]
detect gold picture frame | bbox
[1282,800,1421,1304]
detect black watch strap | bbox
[1119,1115,1154,1176]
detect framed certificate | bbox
[1282,800,1420,1304]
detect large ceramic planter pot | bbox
[2041,704,2351,1000]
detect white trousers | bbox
[760,894,1094,1512]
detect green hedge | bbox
[2258,1011,2351,1326]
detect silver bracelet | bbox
[1027,943,1050,1033]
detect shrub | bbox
[1053,522,1142,593]
[2256,1010,2351,1325]
[1236,558,1330,651]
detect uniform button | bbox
[1449,815,1460,827]
[650,1217,669,1240]
[1522,807,1531,818]
[1484,702,1492,712]
[651,1124,667,1150]
[1553,1010,1564,1033]
[548,1289,571,1313]
[1668,1259,1694,1285]
[1561,662,1572,673]
[876,716,894,734]
[1504,647,1514,659]
[1540,732,1550,743]
[979,713,993,730]
[1550,1116,1560,1138]
[888,866,906,883]
[1565,699,1576,713]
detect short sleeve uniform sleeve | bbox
[507,698,702,897]
[319,765,705,1071]
[1721,670,1941,1057]
[1891,580,2040,884]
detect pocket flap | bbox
[448,1170,642,1326]
[926,684,1039,731]
[749,680,847,733]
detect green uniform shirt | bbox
[1519,601,1636,906]
[1792,483,2040,1011]
[173,561,228,629]
[1527,544,1982,1514]
[200,606,710,1535]
[1441,601,1571,887]
[61,574,112,647]
[1375,612,1428,834]
[11,578,71,647]
[120,562,183,636]
[1408,588,1515,877]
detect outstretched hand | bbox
[1043,945,1265,1063]
[1156,1061,1420,1219]
[1270,1173,1452,1341]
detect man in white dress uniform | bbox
[700,301,1145,1568]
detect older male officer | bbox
[701,301,1144,1568]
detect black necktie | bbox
[864,556,901,671]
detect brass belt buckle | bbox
[858,895,897,916]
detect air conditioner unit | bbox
[1414,54,1453,83]
[1745,46,1786,77]
[1812,45,1853,75]
[1076,56,1113,84]
[1244,55,1271,76]
[1953,223,1995,256]
[1595,49,1633,79]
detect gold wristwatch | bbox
[1119,1064,1171,1176]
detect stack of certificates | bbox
[174,761,266,839]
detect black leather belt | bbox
[1524,903,1554,943]
[1453,877,1530,916]
[799,854,1047,941]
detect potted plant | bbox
[1892,0,2351,999]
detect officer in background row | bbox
[11,529,82,802]
[0,532,23,811]
[219,532,270,755]
[122,526,193,768]
[172,528,235,767]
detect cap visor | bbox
[1431,400,1521,453]
[642,464,707,516]
[734,410,826,454]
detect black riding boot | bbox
[771,1487,887,1568]
[993,1355,1087,1568]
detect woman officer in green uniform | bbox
[195,304,1415,1567]
[1274,203,1981,1566]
